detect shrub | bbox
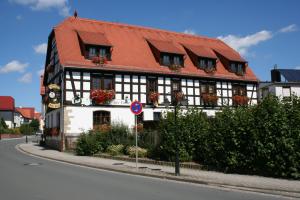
[20,124,34,135]
[75,131,103,156]
[106,144,124,156]
[126,146,147,158]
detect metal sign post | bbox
[130,100,143,171]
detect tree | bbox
[30,119,40,132]
[1,118,8,129]
[20,124,34,135]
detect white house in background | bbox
[41,15,259,151]
[259,68,300,99]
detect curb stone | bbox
[16,143,300,199]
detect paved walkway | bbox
[18,142,300,199]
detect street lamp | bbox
[164,93,188,176]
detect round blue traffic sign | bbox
[130,100,143,115]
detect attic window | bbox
[230,62,245,75]
[198,57,216,72]
[85,45,111,60]
[146,39,185,67]
[161,53,183,67]
[77,31,112,60]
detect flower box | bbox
[92,56,108,65]
[232,95,249,106]
[174,91,184,103]
[90,89,115,104]
[169,64,181,71]
[202,93,218,106]
[149,92,159,106]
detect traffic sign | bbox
[130,100,143,115]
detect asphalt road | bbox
[0,139,285,200]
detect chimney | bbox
[271,65,281,82]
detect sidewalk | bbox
[18,143,300,199]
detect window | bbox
[198,57,216,71]
[172,80,181,92]
[201,84,216,95]
[92,75,114,90]
[147,78,158,103]
[161,53,183,67]
[89,47,97,58]
[148,78,158,93]
[282,86,291,97]
[173,56,181,65]
[162,55,171,66]
[93,111,110,129]
[230,62,245,75]
[232,85,246,96]
[85,45,111,60]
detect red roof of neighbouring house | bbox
[47,16,258,82]
[34,112,42,120]
[16,107,35,119]
[0,96,15,111]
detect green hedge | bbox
[157,95,300,179]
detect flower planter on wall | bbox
[90,89,115,105]
[232,95,249,106]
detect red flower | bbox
[90,89,115,104]
[92,56,108,65]
[149,92,159,103]
[232,95,249,106]
[202,94,218,105]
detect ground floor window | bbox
[93,111,110,130]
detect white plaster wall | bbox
[291,87,300,96]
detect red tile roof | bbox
[34,112,42,120]
[182,44,217,59]
[16,107,35,119]
[0,96,15,111]
[77,30,111,46]
[147,39,184,55]
[50,17,258,82]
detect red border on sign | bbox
[130,100,143,115]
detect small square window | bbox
[153,112,161,121]
[173,56,181,65]
[162,55,170,66]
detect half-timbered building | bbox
[41,16,258,150]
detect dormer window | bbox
[160,53,183,67]
[85,45,111,60]
[77,31,112,61]
[230,62,245,75]
[198,57,216,73]
[146,39,185,68]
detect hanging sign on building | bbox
[47,84,61,109]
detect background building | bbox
[259,68,300,99]
[0,96,15,128]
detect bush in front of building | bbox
[154,95,299,179]
[125,146,148,158]
[106,144,125,156]
[20,124,34,135]
[157,108,210,162]
[76,123,134,156]
[76,131,104,156]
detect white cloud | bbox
[218,30,272,56]
[16,15,22,20]
[279,24,297,33]
[183,29,197,35]
[37,68,44,76]
[34,43,47,54]
[10,0,70,17]
[0,60,28,73]
[18,72,32,83]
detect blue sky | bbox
[0,0,299,111]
